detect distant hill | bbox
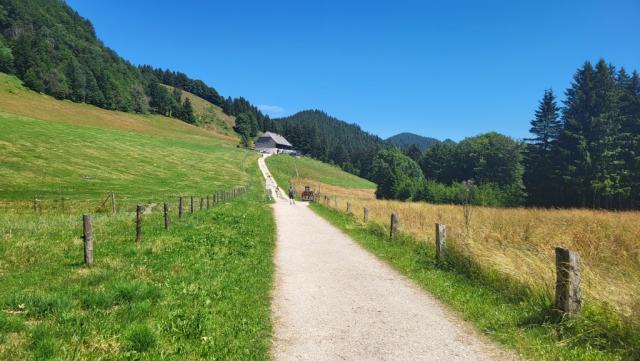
[386,132,455,151]
[267,110,387,179]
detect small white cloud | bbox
[258,104,285,114]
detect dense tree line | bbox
[371,133,525,206]
[266,110,386,179]
[0,0,267,128]
[525,60,640,209]
[376,59,639,209]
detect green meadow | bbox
[265,154,375,190]
[0,76,275,359]
[0,170,274,359]
[0,113,253,212]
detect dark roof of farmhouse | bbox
[260,132,292,147]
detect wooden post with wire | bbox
[555,247,582,316]
[364,207,369,223]
[111,192,116,213]
[390,213,399,239]
[435,224,446,263]
[135,205,142,242]
[163,203,169,229]
[82,214,93,266]
[179,197,183,219]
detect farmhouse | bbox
[255,131,295,154]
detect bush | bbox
[414,181,524,207]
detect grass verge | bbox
[309,203,640,361]
[0,164,275,360]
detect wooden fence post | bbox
[33,196,38,212]
[435,224,446,263]
[163,203,169,229]
[179,196,183,219]
[390,213,399,239]
[334,196,338,207]
[207,195,210,209]
[135,205,142,242]
[82,214,93,267]
[111,191,116,214]
[190,196,194,213]
[347,202,352,213]
[200,197,204,210]
[555,247,581,316]
[364,207,369,223]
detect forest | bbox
[265,110,385,179]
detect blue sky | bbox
[67,0,639,141]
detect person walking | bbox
[288,185,296,205]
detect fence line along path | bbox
[258,155,516,361]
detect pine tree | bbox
[524,89,561,206]
[556,61,596,206]
[528,89,561,151]
[181,98,196,124]
[617,69,640,208]
[404,144,422,162]
[556,60,623,208]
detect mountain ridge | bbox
[386,132,455,151]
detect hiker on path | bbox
[288,185,296,205]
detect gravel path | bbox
[259,155,516,361]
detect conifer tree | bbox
[181,98,196,124]
[524,89,561,205]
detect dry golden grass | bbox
[291,178,376,200]
[323,189,640,317]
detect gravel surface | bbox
[259,155,517,361]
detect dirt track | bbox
[259,155,516,361]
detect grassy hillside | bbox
[162,85,236,136]
[265,154,376,191]
[0,73,237,144]
[0,75,276,359]
[0,73,251,209]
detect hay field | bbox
[323,191,640,318]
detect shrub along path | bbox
[259,156,516,361]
